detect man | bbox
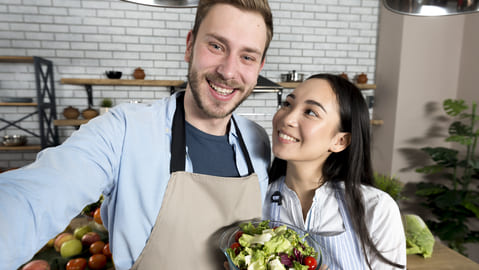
[0,1,273,269]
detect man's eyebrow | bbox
[286,93,327,113]
[208,33,263,56]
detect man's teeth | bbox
[210,82,234,95]
[279,132,298,142]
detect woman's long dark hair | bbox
[269,74,404,269]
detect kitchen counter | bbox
[407,242,479,269]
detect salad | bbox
[225,220,319,270]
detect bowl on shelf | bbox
[3,135,27,146]
[105,71,122,79]
[82,107,99,119]
[219,220,323,270]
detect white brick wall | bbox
[0,0,379,168]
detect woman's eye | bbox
[305,109,318,117]
[281,101,291,108]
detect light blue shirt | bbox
[0,92,271,270]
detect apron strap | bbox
[170,93,186,173]
[170,92,254,175]
[231,117,254,175]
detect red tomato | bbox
[230,242,241,254]
[88,254,107,270]
[89,240,106,254]
[304,256,318,270]
[102,243,112,258]
[93,208,102,225]
[234,231,243,242]
[66,258,87,270]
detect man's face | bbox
[184,3,267,119]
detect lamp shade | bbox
[121,0,198,8]
[383,0,479,16]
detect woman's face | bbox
[272,78,348,163]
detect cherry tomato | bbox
[88,254,107,270]
[304,256,318,270]
[102,243,112,258]
[234,231,243,242]
[66,258,87,270]
[93,208,102,225]
[89,240,106,254]
[230,242,241,254]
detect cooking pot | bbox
[281,70,304,82]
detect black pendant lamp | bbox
[121,0,198,8]
[383,0,479,16]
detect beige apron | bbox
[131,93,262,270]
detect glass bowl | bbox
[219,220,323,270]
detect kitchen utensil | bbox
[281,70,305,82]
[3,135,27,146]
[219,220,323,270]
[290,70,304,82]
[105,71,122,79]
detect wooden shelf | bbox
[54,119,90,126]
[0,56,35,63]
[61,78,185,87]
[0,145,42,151]
[277,81,376,90]
[0,102,37,106]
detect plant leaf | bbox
[416,182,446,196]
[469,160,479,170]
[446,135,473,145]
[460,112,479,121]
[421,147,458,167]
[448,121,472,136]
[444,99,468,116]
[416,165,444,174]
[435,191,462,209]
[463,202,479,219]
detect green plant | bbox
[415,99,479,256]
[100,98,113,108]
[373,173,404,201]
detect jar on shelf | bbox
[356,73,368,84]
[63,106,80,119]
[82,108,99,119]
[339,72,349,81]
[133,67,145,80]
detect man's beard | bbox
[187,62,254,119]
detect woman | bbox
[264,74,406,269]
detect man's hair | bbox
[192,0,273,61]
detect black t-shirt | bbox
[185,121,240,177]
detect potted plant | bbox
[374,172,405,201]
[100,98,113,115]
[415,99,479,256]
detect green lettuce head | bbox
[403,214,435,258]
